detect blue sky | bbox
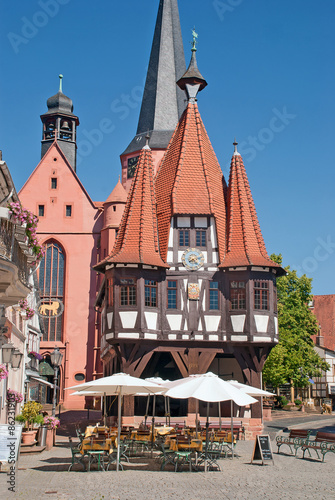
[1,0,334,295]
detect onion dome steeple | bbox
[40,75,79,171]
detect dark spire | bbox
[177,29,207,101]
[122,0,186,155]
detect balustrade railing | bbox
[0,218,29,286]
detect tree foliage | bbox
[263,254,329,389]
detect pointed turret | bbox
[96,141,168,270]
[121,0,186,189]
[220,141,283,272]
[40,75,79,171]
[177,29,207,101]
[155,44,227,262]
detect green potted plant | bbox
[15,401,44,445]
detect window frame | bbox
[144,280,158,308]
[254,280,269,311]
[209,281,219,310]
[179,229,190,247]
[119,278,137,307]
[230,280,246,310]
[167,280,178,309]
[196,230,207,248]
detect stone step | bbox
[20,445,46,454]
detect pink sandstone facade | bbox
[19,142,104,409]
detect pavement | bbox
[1,413,335,500]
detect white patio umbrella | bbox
[68,372,163,471]
[227,380,274,397]
[165,372,257,468]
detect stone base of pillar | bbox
[243,418,263,440]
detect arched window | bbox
[38,241,65,342]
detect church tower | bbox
[120,0,186,191]
[40,75,79,171]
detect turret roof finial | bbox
[233,138,241,156]
[143,132,151,150]
[191,28,198,52]
[59,74,63,93]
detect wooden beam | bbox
[171,352,188,378]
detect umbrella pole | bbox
[205,402,209,473]
[164,396,167,425]
[116,390,122,472]
[145,394,150,428]
[195,399,199,439]
[104,392,107,427]
[151,394,156,458]
[231,399,234,460]
[168,397,171,426]
[218,401,221,432]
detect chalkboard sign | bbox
[251,434,274,465]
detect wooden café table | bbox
[80,437,115,471]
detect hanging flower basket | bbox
[7,389,24,403]
[7,202,45,267]
[0,364,9,380]
[19,299,35,319]
[28,351,43,361]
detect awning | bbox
[30,376,55,388]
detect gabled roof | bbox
[19,141,97,210]
[220,149,282,271]
[95,145,168,270]
[122,0,186,155]
[155,101,227,261]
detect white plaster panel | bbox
[202,251,207,263]
[119,311,137,329]
[178,251,184,262]
[198,319,202,330]
[107,312,113,329]
[212,252,219,264]
[209,335,219,341]
[169,334,177,340]
[177,217,190,228]
[231,315,246,332]
[168,223,174,247]
[166,314,182,330]
[183,279,188,291]
[118,333,140,339]
[144,333,157,340]
[254,315,269,333]
[274,317,278,335]
[182,334,189,339]
[204,315,221,331]
[210,218,218,248]
[194,217,208,228]
[184,319,188,330]
[222,335,227,341]
[106,332,114,340]
[253,336,272,343]
[208,267,218,272]
[202,290,206,310]
[195,335,203,340]
[231,335,248,342]
[180,293,183,310]
[144,312,158,330]
[274,338,279,343]
[167,251,174,262]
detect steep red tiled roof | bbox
[220,151,280,270]
[155,101,227,261]
[95,146,168,270]
[105,178,127,204]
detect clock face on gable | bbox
[127,156,139,179]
